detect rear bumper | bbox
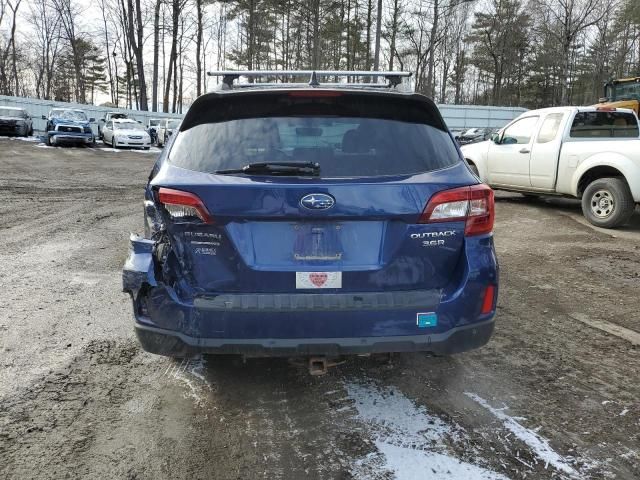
[123,233,498,357]
[134,318,494,357]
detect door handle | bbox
[519,148,530,154]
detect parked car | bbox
[457,128,497,146]
[123,70,498,365]
[98,112,129,139]
[0,106,33,137]
[156,118,181,147]
[42,108,95,146]
[147,118,162,145]
[102,118,151,149]
[461,106,640,228]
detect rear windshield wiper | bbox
[215,161,320,176]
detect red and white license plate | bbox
[296,272,342,289]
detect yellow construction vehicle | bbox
[595,77,640,115]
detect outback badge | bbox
[300,193,335,210]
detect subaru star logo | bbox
[300,193,335,210]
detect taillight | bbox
[157,187,213,224]
[419,184,494,236]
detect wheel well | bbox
[577,166,626,198]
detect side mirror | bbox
[89,118,95,123]
[41,115,47,120]
[491,133,500,144]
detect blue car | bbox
[123,71,498,362]
[43,108,95,146]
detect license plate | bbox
[296,271,342,289]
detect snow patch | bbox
[9,136,42,143]
[465,393,579,477]
[346,382,507,480]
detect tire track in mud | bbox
[165,357,586,480]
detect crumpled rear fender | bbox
[123,234,158,294]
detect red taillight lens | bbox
[481,285,496,314]
[419,184,494,236]
[157,187,214,224]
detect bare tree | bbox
[536,0,611,103]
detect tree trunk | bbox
[373,0,382,70]
[195,0,203,96]
[388,0,399,70]
[152,0,161,112]
[163,0,179,113]
[426,0,439,98]
[127,0,148,110]
[311,0,320,68]
[10,0,21,95]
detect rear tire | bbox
[581,177,635,228]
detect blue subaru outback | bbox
[123,71,498,360]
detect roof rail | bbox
[206,70,412,90]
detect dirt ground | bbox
[1,137,639,480]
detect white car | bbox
[156,118,181,147]
[461,106,640,228]
[102,119,151,150]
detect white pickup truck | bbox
[461,106,640,228]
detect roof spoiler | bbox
[206,70,412,90]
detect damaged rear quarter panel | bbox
[122,235,157,294]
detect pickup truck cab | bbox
[98,112,129,139]
[461,106,640,228]
[156,118,181,147]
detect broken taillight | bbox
[157,187,214,224]
[419,184,495,236]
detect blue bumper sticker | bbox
[417,312,438,328]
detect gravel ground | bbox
[1,137,639,480]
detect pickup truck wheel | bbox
[582,177,635,228]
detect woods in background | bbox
[0,0,639,112]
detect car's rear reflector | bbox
[481,285,496,314]
[419,184,494,236]
[157,187,214,224]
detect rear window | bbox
[169,93,460,178]
[570,111,639,138]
